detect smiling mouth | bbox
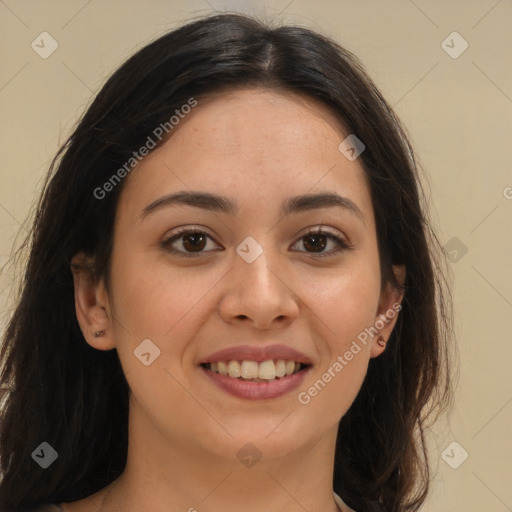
[201,359,310,382]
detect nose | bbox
[218,244,299,329]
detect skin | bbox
[69,88,404,512]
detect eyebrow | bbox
[140,190,365,224]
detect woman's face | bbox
[79,88,403,465]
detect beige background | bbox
[1,0,511,510]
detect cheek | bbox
[303,257,381,349]
[106,253,215,425]
[297,255,381,416]
[108,246,228,357]
[298,357,368,423]
[297,266,379,417]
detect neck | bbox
[99,406,342,512]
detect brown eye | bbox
[181,232,207,252]
[162,228,219,257]
[302,233,327,253]
[291,228,351,258]
[162,226,351,259]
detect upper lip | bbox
[200,344,313,365]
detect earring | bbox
[377,336,386,347]
[94,330,105,338]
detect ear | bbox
[370,264,406,358]
[70,252,115,351]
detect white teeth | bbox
[206,359,305,381]
[218,361,228,375]
[285,361,295,376]
[227,360,241,378]
[258,360,276,380]
[275,359,286,378]
[241,360,259,379]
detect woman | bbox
[0,13,453,512]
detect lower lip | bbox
[200,366,311,400]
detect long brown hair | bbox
[0,13,454,512]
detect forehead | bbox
[177,87,349,152]
[117,87,374,228]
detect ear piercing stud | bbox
[94,330,105,338]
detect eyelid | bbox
[295,224,349,243]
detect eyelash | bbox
[161,226,352,259]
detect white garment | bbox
[334,492,357,512]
